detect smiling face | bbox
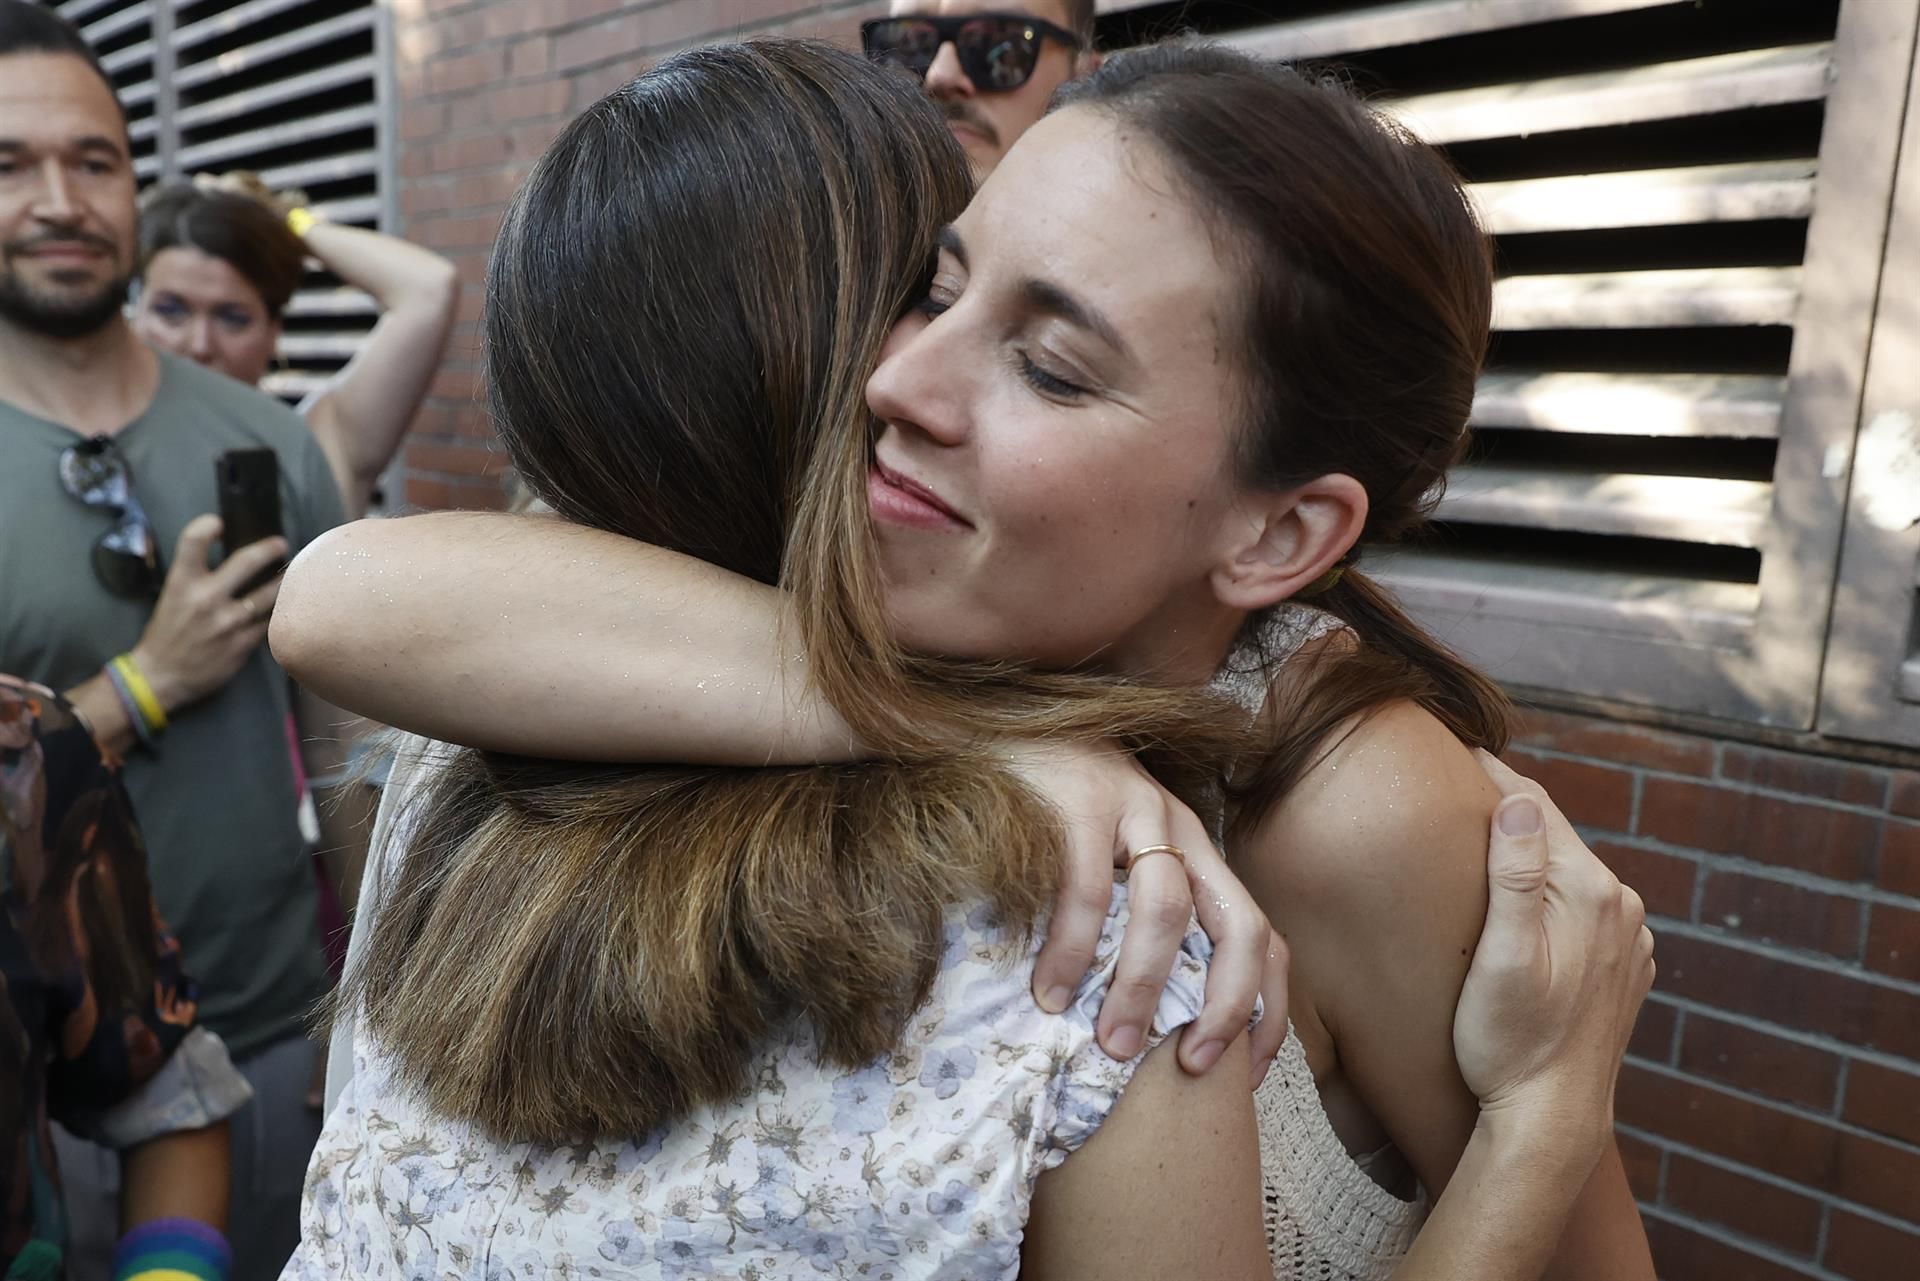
[863,106,1267,681]
[133,245,281,385]
[888,0,1087,177]
[0,53,136,340]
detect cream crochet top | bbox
[1257,1028,1427,1279]
[1221,607,1429,1278]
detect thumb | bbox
[1482,794,1548,945]
[170,514,223,578]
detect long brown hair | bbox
[350,41,1245,1144]
[137,181,306,318]
[1057,44,1512,840]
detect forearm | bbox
[120,1121,230,1232]
[301,221,455,311]
[1395,1112,1606,1281]
[269,512,858,763]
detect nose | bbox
[866,313,972,449]
[186,316,216,362]
[922,41,974,99]
[31,157,78,222]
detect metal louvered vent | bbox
[47,0,391,406]
[1099,0,1914,735]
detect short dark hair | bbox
[0,0,128,133]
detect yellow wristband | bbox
[286,206,317,238]
[111,654,168,733]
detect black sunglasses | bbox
[861,12,1083,93]
[58,435,163,599]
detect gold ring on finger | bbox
[1125,843,1187,873]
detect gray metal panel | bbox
[1439,466,1772,547]
[1220,0,1687,60]
[1470,372,1786,439]
[174,102,377,170]
[172,7,374,89]
[1470,161,1818,235]
[173,57,377,131]
[1492,266,1803,330]
[173,0,328,54]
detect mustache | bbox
[937,98,998,147]
[5,228,118,258]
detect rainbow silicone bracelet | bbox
[113,1218,231,1281]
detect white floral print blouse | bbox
[286,889,1210,1280]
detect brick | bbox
[407,213,502,252]
[430,132,513,175]
[489,81,573,125]
[1594,841,1696,920]
[1721,744,1888,808]
[508,36,554,80]
[1659,933,1920,1061]
[427,47,506,98]
[1630,998,1679,1062]
[1501,748,1633,831]
[1866,903,1920,982]
[1698,870,1865,960]
[1832,1127,1920,1222]
[1618,1131,1663,1202]
[1514,708,1715,776]
[405,441,509,478]
[1638,777,1880,882]
[1644,1217,1818,1281]
[554,15,644,73]
[1676,1012,1842,1111]
[403,474,507,512]
[1892,772,1920,822]
[1617,1064,1840,1185]
[398,102,448,142]
[1881,821,1920,898]
[1825,1209,1920,1281]
[1841,1059,1920,1147]
[1664,1154,1822,1256]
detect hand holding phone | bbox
[216,449,285,596]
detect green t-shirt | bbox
[0,351,346,1059]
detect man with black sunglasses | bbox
[0,5,349,1278]
[863,1,1100,176]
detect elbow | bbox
[426,256,460,322]
[270,523,365,693]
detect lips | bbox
[869,459,971,531]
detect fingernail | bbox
[1105,1025,1143,1060]
[1038,985,1072,1014]
[1498,797,1542,837]
[1187,1038,1224,1074]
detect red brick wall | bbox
[1511,708,1920,1281]
[384,5,1920,1277]
[384,0,886,511]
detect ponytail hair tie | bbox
[1299,564,1347,598]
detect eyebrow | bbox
[0,135,127,160]
[937,224,1134,363]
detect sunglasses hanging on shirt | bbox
[861,13,1084,93]
[58,434,163,599]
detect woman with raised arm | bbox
[277,41,1656,1281]
[132,174,458,519]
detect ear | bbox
[1208,474,1368,613]
[1074,49,1103,79]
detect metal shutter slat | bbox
[82,0,151,45]
[174,57,376,131]
[1472,161,1818,234]
[56,0,123,23]
[174,102,376,170]
[284,288,377,318]
[1225,0,1685,61]
[258,370,329,399]
[1388,43,1833,145]
[1440,465,1771,546]
[276,331,367,360]
[173,8,374,88]
[1374,549,1757,647]
[173,0,330,54]
[134,154,161,178]
[1472,371,1785,438]
[101,38,154,74]
[120,80,157,108]
[257,149,376,189]
[129,114,160,143]
[312,193,380,223]
[1492,266,1801,329]
[1901,658,1920,701]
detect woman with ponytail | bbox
[276,41,1655,1280]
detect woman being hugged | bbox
[278,41,1657,1281]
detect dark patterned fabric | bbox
[1,675,199,1279]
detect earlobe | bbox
[1210,475,1368,612]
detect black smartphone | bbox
[215,448,285,596]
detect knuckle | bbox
[1140,888,1193,932]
